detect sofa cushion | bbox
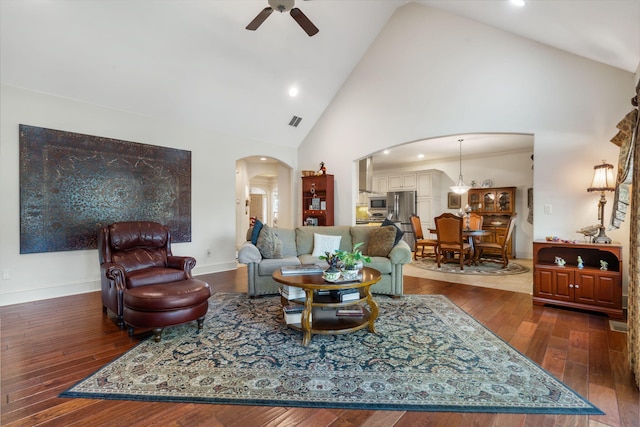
[126,267,187,288]
[350,226,372,255]
[382,219,404,245]
[256,224,283,259]
[368,225,397,257]
[296,226,352,255]
[258,256,301,276]
[113,247,167,272]
[273,228,297,257]
[311,233,342,257]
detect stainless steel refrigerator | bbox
[386,190,417,249]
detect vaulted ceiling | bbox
[2,0,638,154]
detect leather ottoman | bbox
[123,278,211,342]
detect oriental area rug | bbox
[410,257,530,275]
[61,293,601,414]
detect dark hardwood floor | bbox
[1,269,638,426]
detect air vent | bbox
[289,116,302,127]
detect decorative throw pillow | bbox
[368,226,397,257]
[251,219,263,245]
[381,218,404,246]
[311,233,342,257]
[256,224,282,259]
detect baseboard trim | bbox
[0,280,100,307]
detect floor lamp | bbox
[587,161,616,244]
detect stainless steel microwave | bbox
[368,196,387,210]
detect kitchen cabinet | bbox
[532,241,623,319]
[302,174,334,226]
[372,176,388,194]
[417,172,441,197]
[388,173,416,191]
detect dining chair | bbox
[467,212,483,230]
[434,213,471,270]
[465,212,485,250]
[474,213,518,268]
[409,214,437,260]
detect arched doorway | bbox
[235,156,293,250]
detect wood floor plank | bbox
[1,269,637,427]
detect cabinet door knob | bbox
[574,285,580,289]
[569,284,574,288]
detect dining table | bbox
[429,228,493,264]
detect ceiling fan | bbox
[246,0,319,37]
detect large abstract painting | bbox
[19,125,191,254]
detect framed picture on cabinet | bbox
[447,192,461,209]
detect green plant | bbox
[335,242,371,269]
[319,251,340,271]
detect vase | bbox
[323,266,341,282]
[341,267,359,280]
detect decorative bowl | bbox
[302,170,315,177]
[323,271,341,282]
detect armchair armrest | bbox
[388,240,412,265]
[238,241,262,264]
[101,262,127,290]
[167,256,196,277]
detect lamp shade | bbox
[587,161,615,192]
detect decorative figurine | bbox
[600,260,608,271]
[577,256,584,269]
[576,225,599,242]
[316,161,326,175]
[555,257,566,267]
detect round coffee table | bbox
[272,267,381,346]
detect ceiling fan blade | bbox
[290,8,319,36]
[246,7,273,31]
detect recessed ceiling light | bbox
[509,0,526,7]
[417,153,425,159]
[288,86,299,97]
[260,157,267,161]
[383,150,390,155]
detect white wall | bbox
[0,85,297,305]
[298,4,633,289]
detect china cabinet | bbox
[467,187,516,256]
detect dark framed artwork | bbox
[19,124,191,254]
[447,192,461,209]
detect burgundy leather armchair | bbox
[98,221,197,327]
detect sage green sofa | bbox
[237,225,412,297]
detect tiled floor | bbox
[403,257,533,294]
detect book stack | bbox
[280,285,305,300]
[330,288,361,302]
[336,306,365,317]
[283,305,311,324]
[280,264,323,275]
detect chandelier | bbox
[450,138,470,195]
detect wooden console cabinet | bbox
[532,240,623,319]
[302,174,334,226]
